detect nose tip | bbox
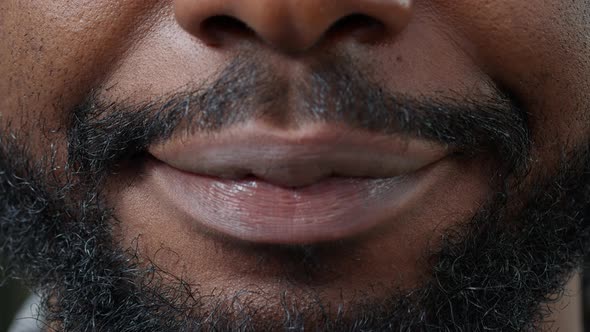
[174,0,413,53]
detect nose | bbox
[174,0,413,53]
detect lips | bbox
[147,121,450,244]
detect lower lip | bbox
[148,159,434,244]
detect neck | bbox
[543,272,583,331]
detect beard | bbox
[0,54,588,331]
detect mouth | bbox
[147,121,451,244]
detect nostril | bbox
[200,15,256,45]
[325,14,386,45]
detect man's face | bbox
[1,1,589,330]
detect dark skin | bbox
[1,1,589,330]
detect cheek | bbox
[98,15,225,102]
[429,0,590,156]
[0,0,157,156]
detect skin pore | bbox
[1,0,590,331]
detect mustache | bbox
[68,55,531,178]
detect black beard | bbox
[0,55,588,331]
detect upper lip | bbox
[149,122,450,188]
